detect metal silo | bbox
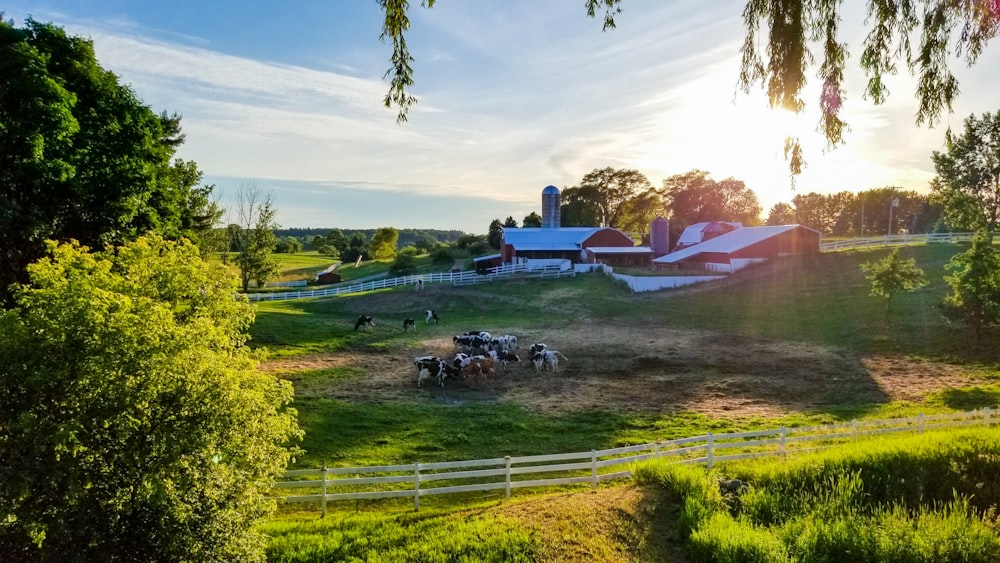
[541,185,560,228]
[650,217,670,257]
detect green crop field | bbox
[253,243,1000,561]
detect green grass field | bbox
[254,243,1000,561]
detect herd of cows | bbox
[351,312,569,388]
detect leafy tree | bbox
[325,229,350,256]
[368,227,399,260]
[662,170,762,230]
[559,185,603,227]
[860,248,928,320]
[0,18,218,300]
[341,232,367,263]
[430,247,454,265]
[766,202,797,225]
[275,236,302,254]
[618,187,664,238]
[931,111,1000,233]
[503,216,519,228]
[487,219,504,249]
[941,230,1000,341]
[577,167,653,228]
[523,211,543,228]
[454,234,487,250]
[378,2,996,174]
[0,235,301,561]
[388,253,418,276]
[232,182,280,291]
[310,235,326,251]
[413,235,437,254]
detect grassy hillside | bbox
[255,244,1000,561]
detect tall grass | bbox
[264,509,539,562]
[633,428,1000,562]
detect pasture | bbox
[251,244,1000,473]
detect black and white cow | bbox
[415,357,459,387]
[530,349,568,374]
[355,315,376,331]
[426,310,440,325]
[491,334,518,352]
[488,349,520,370]
[528,343,547,357]
[453,333,491,352]
[403,318,416,332]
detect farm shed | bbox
[653,224,820,272]
[473,253,502,274]
[315,271,342,284]
[674,221,743,250]
[585,246,655,267]
[500,227,634,264]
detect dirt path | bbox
[263,322,980,416]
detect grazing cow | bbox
[416,357,454,387]
[531,350,568,374]
[354,315,376,331]
[492,334,518,352]
[451,353,473,371]
[403,318,416,332]
[467,355,495,381]
[528,343,548,356]
[497,350,520,370]
[414,355,440,367]
[453,334,491,352]
[426,310,440,325]
[461,330,492,341]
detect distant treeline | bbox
[275,228,467,248]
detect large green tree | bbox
[941,230,1000,341]
[0,235,301,561]
[368,227,400,260]
[487,218,504,249]
[0,18,218,300]
[577,168,653,228]
[559,185,603,227]
[377,2,996,173]
[931,110,1000,233]
[662,170,762,230]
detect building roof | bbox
[653,224,817,264]
[587,246,653,254]
[676,221,743,247]
[503,226,630,249]
[473,253,501,262]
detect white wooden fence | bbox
[273,407,996,514]
[820,232,974,252]
[245,263,540,301]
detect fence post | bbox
[654,442,661,458]
[505,456,512,500]
[320,465,328,518]
[591,449,599,489]
[413,463,420,512]
[779,427,786,459]
[918,413,925,434]
[706,433,714,470]
[851,419,858,441]
[983,406,992,427]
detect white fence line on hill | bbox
[245,262,535,301]
[820,232,973,252]
[273,407,996,514]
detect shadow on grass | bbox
[931,386,1000,410]
[634,486,694,562]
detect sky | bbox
[5,1,1000,234]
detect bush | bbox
[388,254,418,276]
[431,248,454,265]
[0,236,301,562]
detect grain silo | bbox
[650,217,670,257]
[541,185,560,228]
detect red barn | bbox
[653,225,820,272]
[501,227,635,263]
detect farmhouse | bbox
[653,224,820,272]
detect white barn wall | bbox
[611,273,726,293]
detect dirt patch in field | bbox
[261,323,982,416]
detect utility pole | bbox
[888,197,899,236]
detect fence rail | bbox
[245,263,534,301]
[819,232,974,252]
[273,407,996,514]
